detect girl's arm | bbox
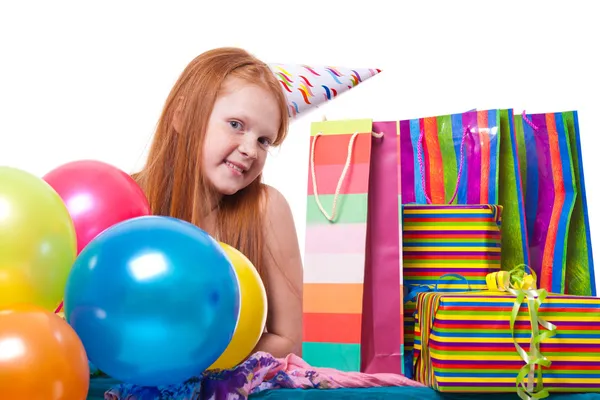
[253,185,303,358]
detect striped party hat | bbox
[268,64,381,119]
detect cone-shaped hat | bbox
[268,63,381,118]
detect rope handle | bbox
[310,130,383,222]
[522,110,539,131]
[416,126,470,204]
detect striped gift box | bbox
[413,291,600,394]
[403,204,503,356]
[403,204,503,290]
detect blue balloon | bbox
[64,216,240,386]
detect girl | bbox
[132,47,303,358]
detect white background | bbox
[1,1,598,289]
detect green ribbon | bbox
[486,265,558,400]
[410,265,559,398]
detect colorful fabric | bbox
[412,288,600,396]
[103,351,424,400]
[514,111,595,295]
[89,377,600,400]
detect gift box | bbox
[413,271,600,398]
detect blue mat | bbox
[88,378,600,400]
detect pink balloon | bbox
[43,160,151,255]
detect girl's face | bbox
[202,76,281,197]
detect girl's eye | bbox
[229,121,242,130]
[259,137,273,147]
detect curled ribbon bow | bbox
[486,265,558,400]
[486,264,537,291]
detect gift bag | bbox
[399,110,500,205]
[563,111,595,295]
[402,125,504,290]
[397,110,530,378]
[498,109,531,272]
[303,119,403,374]
[398,109,529,271]
[514,111,595,295]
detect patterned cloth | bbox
[104,351,423,400]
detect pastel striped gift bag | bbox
[303,119,403,373]
[515,111,595,295]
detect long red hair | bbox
[133,47,289,276]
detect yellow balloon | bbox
[209,242,268,370]
[0,167,77,311]
[0,269,36,307]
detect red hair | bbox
[133,47,289,276]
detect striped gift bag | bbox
[515,111,595,296]
[402,126,503,377]
[303,118,403,373]
[398,109,529,272]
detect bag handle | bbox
[310,129,383,222]
[522,110,539,131]
[417,126,470,205]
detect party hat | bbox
[268,63,381,119]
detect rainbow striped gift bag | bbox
[399,109,500,205]
[303,119,403,373]
[515,111,595,296]
[412,287,600,396]
[400,115,507,377]
[398,109,529,271]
